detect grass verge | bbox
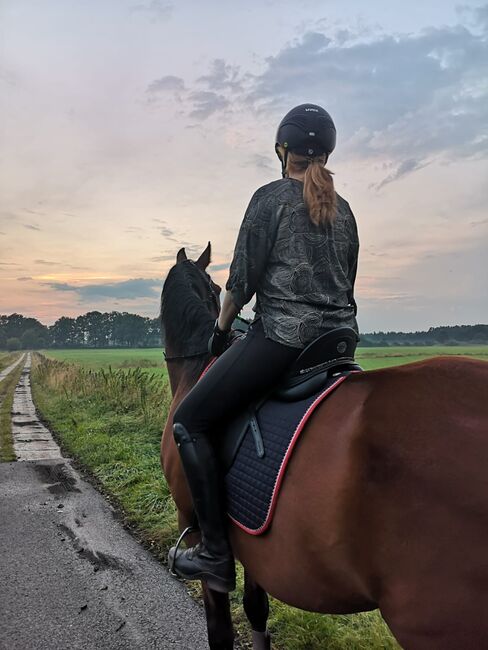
[0,352,20,373]
[0,358,24,462]
[31,353,398,650]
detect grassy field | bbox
[31,345,487,649]
[43,347,164,370]
[42,345,488,372]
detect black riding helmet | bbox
[275,103,336,177]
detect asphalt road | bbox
[11,354,62,461]
[0,359,209,649]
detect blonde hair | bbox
[287,151,337,226]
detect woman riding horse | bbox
[168,103,360,593]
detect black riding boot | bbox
[168,423,236,593]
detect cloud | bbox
[130,0,173,22]
[46,278,161,300]
[470,218,488,227]
[159,226,176,238]
[0,211,17,221]
[161,12,486,182]
[150,254,177,262]
[146,58,244,116]
[188,91,230,120]
[24,223,41,231]
[17,276,32,281]
[247,21,488,166]
[374,158,430,190]
[152,219,178,239]
[32,259,89,271]
[0,262,19,267]
[197,59,244,93]
[474,5,488,31]
[177,242,206,258]
[243,153,275,170]
[146,75,185,95]
[210,263,230,272]
[35,259,61,266]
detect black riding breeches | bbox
[173,319,301,442]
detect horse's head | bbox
[161,243,221,367]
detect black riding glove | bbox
[208,321,231,357]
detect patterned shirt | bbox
[226,178,359,349]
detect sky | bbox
[1,0,487,332]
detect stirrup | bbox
[169,526,197,577]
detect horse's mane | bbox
[160,261,215,361]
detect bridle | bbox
[163,260,221,363]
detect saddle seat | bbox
[274,326,361,401]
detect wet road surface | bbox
[0,358,208,649]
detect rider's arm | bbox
[217,291,240,332]
[225,189,274,315]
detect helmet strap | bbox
[281,149,289,178]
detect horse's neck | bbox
[167,363,187,396]
[166,357,208,399]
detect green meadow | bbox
[43,347,164,370]
[31,345,486,649]
[43,345,488,372]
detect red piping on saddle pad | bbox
[229,373,350,536]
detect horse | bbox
[160,243,488,650]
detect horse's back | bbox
[356,357,488,648]
[232,356,488,646]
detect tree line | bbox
[0,312,162,350]
[359,324,488,346]
[0,312,487,350]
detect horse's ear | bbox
[196,242,211,271]
[176,248,187,264]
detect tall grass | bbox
[32,355,177,547]
[0,352,19,373]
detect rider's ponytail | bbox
[287,152,337,226]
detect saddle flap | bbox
[224,371,354,534]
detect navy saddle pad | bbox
[224,373,350,535]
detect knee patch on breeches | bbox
[173,422,194,446]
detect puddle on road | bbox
[35,462,81,494]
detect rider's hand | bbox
[208,321,232,357]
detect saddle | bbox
[221,327,362,534]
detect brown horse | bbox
[160,244,488,650]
